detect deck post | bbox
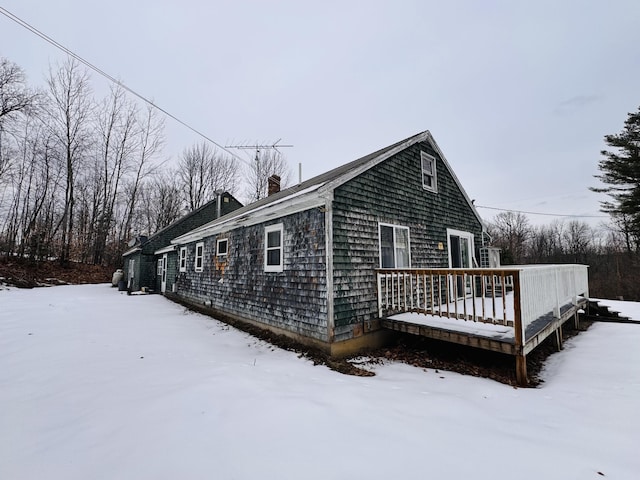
[516,354,528,386]
[512,270,528,386]
[377,272,383,318]
[554,326,563,351]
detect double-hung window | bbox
[379,223,411,268]
[179,247,187,272]
[194,242,204,272]
[264,223,284,272]
[156,258,163,275]
[421,151,437,192]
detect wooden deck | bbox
[376,265,589,385]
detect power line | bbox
[475,204,608,219]
[0,6,251,166]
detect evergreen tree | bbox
[592,106,640,244]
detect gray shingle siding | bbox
[175,208,328,341]
[331,140,482,341]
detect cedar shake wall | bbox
[175,208,328,341]
[331,140,483,342]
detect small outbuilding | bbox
[122,193,243,293]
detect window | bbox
[195,242,204,272]
[379,223,411,268]
[421,151,437,192]
[264,223,284,272]
[216,238,228,257]
[179,247,187,272]
[156,258,163,275]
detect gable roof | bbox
[172,131,483,245]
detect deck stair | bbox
[585,300,638,324]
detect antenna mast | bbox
[225,139,293,200]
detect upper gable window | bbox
[179,247,187,272]
[217,238,228,257]
[421,151,437,193]
[195,242,204,272]
[264,223,284,272]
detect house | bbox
[122,192,243,293]
[167,131,486,355]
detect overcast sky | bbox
[2,1,639,226]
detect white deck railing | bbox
[376,265,589,347]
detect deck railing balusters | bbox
[502,272,507,323]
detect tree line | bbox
[0,57,290,267]
[487,211,639,301]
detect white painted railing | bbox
[376,265,589,348]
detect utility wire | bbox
[0,6,250,166]
[475,204,608,219]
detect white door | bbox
[447,229,474,299]
[161,253,168,293]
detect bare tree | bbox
[4,119,60,258]
[244,149,291,203]
[563,220,592,263]
[0,58,38,189]
[138,171,183,233]
[177,142,239,210]
[0,58,36,120]
[89,85,139,264]
[118,104,165,246]
[487,211,531,264]
[46,59,93,264]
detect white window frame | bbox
[264,223,284,272]
[216,238,229,257]
[421,151,437,193]
[194,242,204,272]
[378,223,411,268]
[156,257,163,275]
[179,247,187,272]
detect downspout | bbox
[324,192,335,345]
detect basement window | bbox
[421,151,437,193]
[264,223,284,272]
[195,242,204,272]
[379,223,411,268]
[179,247,187,272]
[217,238,228,257]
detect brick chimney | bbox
[268,174,281,196]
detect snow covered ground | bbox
[1,284,639,480]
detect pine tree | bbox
[593,106,640,242]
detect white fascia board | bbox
[425,131,484,227]
[171,187,326,245]
[122,246,141,257]
[317,132,430,195]
[154,245,176,255]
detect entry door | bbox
[447,229,474,298]
[161,253,168,293]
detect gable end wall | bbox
[331,141,483,341]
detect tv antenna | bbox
[225,139,294,199]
